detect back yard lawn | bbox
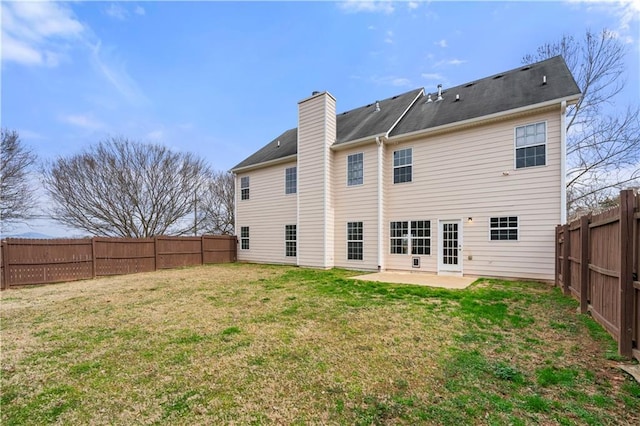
[1,264,638,425]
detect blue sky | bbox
[2,0,639,237]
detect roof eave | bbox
[389,93,581,144]
[331,133,385,152]
[230,153,298,174]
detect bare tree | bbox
[1,129,37,232]
[523,29,640,219]
[198,171,234,235]
[42,137,212,237]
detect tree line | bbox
[1,133,235,237]
[1,29,638,235]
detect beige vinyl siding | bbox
[297,93,336,268]
[333,145,379,270]
[235,160,297,265]
[385,108,562,280]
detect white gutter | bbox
[560,100,567,224]
[331,133,384,151]
[230,153,297,174]
[388,94,581,144]
[376,136,384,271]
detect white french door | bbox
[438,219,463,274]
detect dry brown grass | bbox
[1,264,638,425]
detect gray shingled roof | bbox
[232,56,580,171]
[390,56,580,137]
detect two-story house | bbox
[231,56,581,280]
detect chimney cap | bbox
[312,91,320,95]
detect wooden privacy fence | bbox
[0,235,237,289]
[556,189,639,361]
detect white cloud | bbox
[421,73,445,81]
[105,4,128,21]
[435,39,447,48]
[434,58,467,67]
[1,1,84,67]
[367,25,376,30]
[146,129,164,141]
[385,30,394,44]
[134,6,146,16]
[89,41,148,106]
[60,113,105,130]
[338,1,395,15]
[371,75,412,87]
[408,2,420,10]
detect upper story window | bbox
[393,148,412,184]
[490,216,518,241]
[515,122,546,169]
[285,167,297,194]
[347,153,364,186]
[240,176,250,200]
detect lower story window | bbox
[390,221,408,254]
[240,226,250,250]
[347,222,363,260]
[411,220,431,255]
[285,225,296,257]
[490,216,518,240]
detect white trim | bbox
[233,173,237,238]
[392,147,413,184]
[437,219,463,275]
[560,100,567,224]
[322,95,329,268]
[296,159,300,266]
[488,216,519,241]
[513,120,547,170]
[377,138,384,271]
[230,154,297,174]
[331,133,384,151]
[346,151,364,187]
[346,221,364,261]
[389,94,580,144]
[284,166,297,195]
[385,89,424,138]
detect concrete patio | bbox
[351,271,477,289]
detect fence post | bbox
[1,240,8,290]
[562,224,571,295]
[580,214,590,313]
[154,236,159,271]
[555,225,560,287]
[619,190,634,357]
[201,235,205,265]
[91,238,97,279]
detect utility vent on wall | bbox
[412,257,420,268]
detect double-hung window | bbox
[240,176,250,200]
[285,225,297,257]
[347,222,363,260]
[240,226,250,249]
[515,122,546,168]
[347,153,363,186]
[393,148,412,183]
[410,220,431,255]
[390,221,409,254]
[490,216,518,240]
[285,167,297,194]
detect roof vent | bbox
[493,75,503,80]
[521,66,531,71]
[277,140,280,148]
[426,94,433,103]
[542,75,547,85]
[436,84,443,101]
[375,100,380,112]
[455,94,460,102]
[465,83,474,88]
[312,91,320,95]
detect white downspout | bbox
[376,136,384,271]
[560,100,567,224]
